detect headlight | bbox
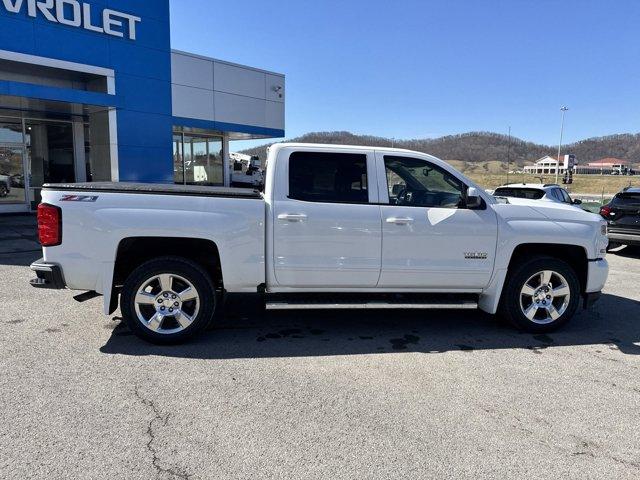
[601,222,608,236]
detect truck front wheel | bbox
[500,256,581,333]
[120,256,216,344]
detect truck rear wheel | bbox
[120,256,216,344]
[499,256,580,333]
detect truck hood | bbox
[500,197,601,223]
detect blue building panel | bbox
[33,23,112,67]
[0,0,283,188]
[0,16,35,55]
[116,111,173,148]
[117,144,175,183]
[107,41,172,81]
[115,74,172,115]
[0,80,123,108]
[174,117,286,139]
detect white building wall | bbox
[170,50,285,133]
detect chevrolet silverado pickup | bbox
[30,143,610,344]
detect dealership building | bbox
[0,0,285,213]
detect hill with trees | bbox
[240,131,640,171]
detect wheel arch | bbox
[107,236,223,314]
[506,243,588,293]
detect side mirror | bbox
[573,199,582,205]
[466,187,482,209]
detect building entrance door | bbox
[25,120,75,209]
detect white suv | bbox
[493,183,582,207]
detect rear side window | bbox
[288,152,368,203]
[613,193,640,206]
[493,188,545,200]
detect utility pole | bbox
[556,106,569,184]
[506,126,512,185]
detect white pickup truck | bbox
[31,143,609,344]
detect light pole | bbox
[556,106,569,184]
[506,126,512,185]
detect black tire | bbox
[120,256,216,344]
[0,184,7,197]
[499,256,581,333]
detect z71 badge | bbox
[464,252,488,260]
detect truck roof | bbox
[271,142,419,155]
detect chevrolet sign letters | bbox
[1,0,141,40]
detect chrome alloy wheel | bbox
[134,273,200,335]
[519,270,571,325]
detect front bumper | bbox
[30,258,66,290]
[586,258,608,294]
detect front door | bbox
[377,153,498,289]
[272,148,382,288]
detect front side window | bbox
[288,152,368,203]
[384,156,464,208]
[550,188,566,202]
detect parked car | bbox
[493,183,582,207]
[30,144,609,344]
[600,187,640,250]
[0,174,10,197]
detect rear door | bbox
[271,148,382,288]
[376,152,498,289]
[608,192,640,234]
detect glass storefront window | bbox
[186,135,207,184]
[25,120,75,207]
[207,138,224,185]
[173,131,224,186]
[173,134,184,185]
[0,120,23,143]
[0,112,94,211]
[0,145,26,204]
[84,124,92,182]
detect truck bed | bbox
[43,182,262,199]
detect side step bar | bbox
[266,300,478,311]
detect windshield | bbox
[493,187,545,200]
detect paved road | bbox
[1,240,639,479]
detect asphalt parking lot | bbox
[1,217,640,479]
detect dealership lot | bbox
[1,224,640,479]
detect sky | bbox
[170,0,640,150]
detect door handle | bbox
[278,213,308,222]
[386,217,414,225]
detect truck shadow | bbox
[100,293,640,359]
